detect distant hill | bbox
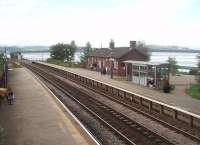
[21,46,49,51]
[0,44,200,53]
[0,46,49,53]
[148,44,200,53]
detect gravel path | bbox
[170,75,197,97]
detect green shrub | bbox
[163,80,171,93]
[186,84,200,99]
[46,58,64,66]
[189,69,198,75]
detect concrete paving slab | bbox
[0,68,92,145]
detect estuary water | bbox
[151,52,198,67]
[22,51,199,67]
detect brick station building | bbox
[85,41,148,76]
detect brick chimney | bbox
[109,39,115,49]
[130,41,136,49]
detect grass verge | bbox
[46,58,65,66]
[46,58,83,68]
[186,84,200,100]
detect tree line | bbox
[49,39,192,77]
[49,40,151,64]
[48,40,200,81]
[49,40,93,65]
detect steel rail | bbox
[30,61,200,144]
[24,63,137,145]
[23,63,176,145]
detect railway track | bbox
[23,62,176,145]
[29,62,200,144]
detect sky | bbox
[0,0,200,48]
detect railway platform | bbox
[0,67,95,145]
[38,62,200,115]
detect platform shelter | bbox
[124,60,169,88]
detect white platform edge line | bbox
[37,61,200,119]
[25,68,101,145]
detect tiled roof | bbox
[87,48,111,57]
[87,47,132,58]
[110,47,130,58]
[124,60,169,67]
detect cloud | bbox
[0,0,49,20]
[0,0,199,47]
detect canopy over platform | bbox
[124,60,169,88]
[124,60,169,67]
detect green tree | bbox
[67,40,77,62]
[50,42,76,64]
[109,39,115,49]
[197,54,200,68]
[70,40,76,49]
[168,57,178,75]
[50,43,66,60]
[136,41,151,61]
[81,42,92,62]
[0,53,4,75]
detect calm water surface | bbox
[151,52,198,67]
[22,52,199,67]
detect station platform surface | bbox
[39,62,200,115]
[0,67,93,145]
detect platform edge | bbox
[25,68,101,145]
